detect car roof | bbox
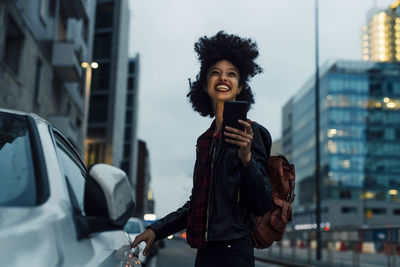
[127,217,143,223]
[0,108,48,124]
[0,107,83,160]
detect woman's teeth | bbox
[216,85,229,91]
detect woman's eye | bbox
[228,72,237,77]
[210,71,219,75]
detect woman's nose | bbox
[219,73,228,81]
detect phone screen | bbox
[222,100,248,148]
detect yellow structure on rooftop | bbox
[362,1,400,62]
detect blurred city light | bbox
[91,62,99,69]
[144,213,157,221]
[386,102,396,109]
[363,191,375,199]
[81,61,98,69]
[391,0,400,9]
[81,61,89,68]
[389,189,398,195]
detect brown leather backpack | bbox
[252,154,295,249]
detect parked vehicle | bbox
[0,108,141,267]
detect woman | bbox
[132,31,272,267]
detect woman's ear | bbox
[203,82,208,93]
[237,85,243,95]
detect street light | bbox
[81,61,98,163]
[314,0,322,262]
[81,61,98,69]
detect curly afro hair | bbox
[187,31,263,117]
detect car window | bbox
[124,221,142,233]
[0,112,37,206]
[54,134,86,214]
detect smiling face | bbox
[204,60,242,104]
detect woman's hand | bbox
[224,119,253,166]
[131,228,156,256]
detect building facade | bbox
[282,98,294,162]
[282,60,400,227]
[0,0,96,153]
[271,139,282,155]
[121,55,140,189]
[85,0,129,167]
[135,140,154,219]
[361,0,400,62]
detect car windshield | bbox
[0,112,37,206]
[124,221,141,233]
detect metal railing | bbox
[262,226,400,267]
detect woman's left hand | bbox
[224,119,253,167]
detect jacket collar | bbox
[199,120,216,140]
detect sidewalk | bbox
[254,245,399,267]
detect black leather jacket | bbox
[149,121,272,244]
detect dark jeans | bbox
[194,234,255,267]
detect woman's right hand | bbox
[131,228,156,256]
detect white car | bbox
[124,218,147,265]
[0,108,141,267]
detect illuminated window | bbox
[328,129,337,138]
[328,140,337,154]
[340,159,351,168]
[86,142,106,166]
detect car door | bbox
[52,130,136,267]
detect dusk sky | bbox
[128,0,396,217]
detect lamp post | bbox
[81,61,98,162]
[314,0,322,261]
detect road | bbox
[257,243,400,267]
[146,239,283,267]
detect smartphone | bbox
[222,100,248,149]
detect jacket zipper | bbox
[205,138,217,241]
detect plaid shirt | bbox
[186,122,220,248]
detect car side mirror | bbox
[84,164,135,227]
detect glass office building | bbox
[282,60,400,226]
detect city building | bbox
[282,98,294,163]
[135,140,154,219]
[0,0,96,153]
[121,55,140,189]
[271,139,282,155]
[361,0,400,62]
[85,0,130,167]
[282,60,400,228]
